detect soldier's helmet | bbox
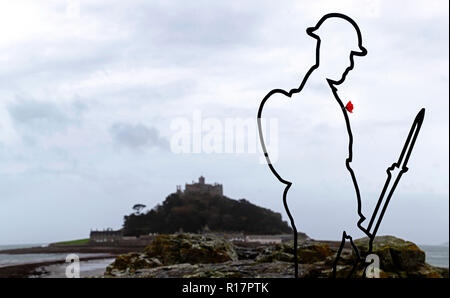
[306,13,367,57]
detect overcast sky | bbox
[0,0,448,245]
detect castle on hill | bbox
[176,176,223,197]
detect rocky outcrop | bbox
[106,233,237,276]
[354,235,425,271]
[107,261,294,278]
[144,233,237,264]
[352,235,448,278]
[104,234,448,278]
[105,253,162,275]
[255,241,334,264]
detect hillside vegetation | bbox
[123,192,292,236]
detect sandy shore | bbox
[0,255,115,278]
[33,257,116,278]
[0,244,146,278]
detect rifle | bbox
[365,108,425,249]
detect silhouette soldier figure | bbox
[257,13,425,278]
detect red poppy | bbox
[345,101,354,113]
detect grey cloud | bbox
[7,98,84,133]
[100,80,196,105]
[128,1,265,47]
[110,122,169,150]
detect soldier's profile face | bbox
[314,19,363,83]
[319,41,355,82]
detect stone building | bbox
[176,176,223,197]
[89,229,154,246]
[244,235,284,244]
[90,228,123,243]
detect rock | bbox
[354,235,425,271]
[106,260,296,278]
[411,263,449,278]
[255,241,334,264]
[144,233,238,265]
[297,242,334,264]
[105,233,238,276]
[105,252,162,275]
[234,245,263,260]
[255,244,293,263]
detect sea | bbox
[418,244,449,268]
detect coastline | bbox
[0,255,114,278]
[0,245,147,255]
[0,244,148,278]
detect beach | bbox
[0,256,115,278]
[0,244,146,278]
[31,258,116,278]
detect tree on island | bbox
[132,204,146,215]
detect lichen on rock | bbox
[105,252,162,276]
[255,241,334,264]
[354,235,425,271]
[144,233,238,265]
[105,233,238,276]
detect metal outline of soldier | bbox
[257,12,425,278]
